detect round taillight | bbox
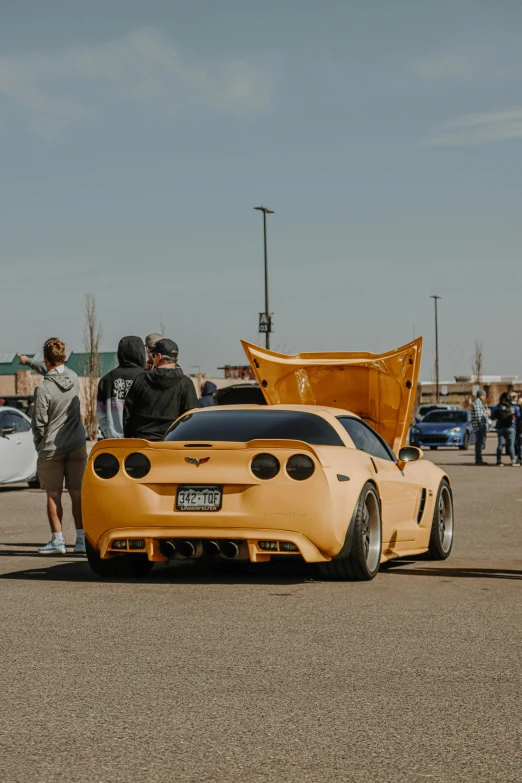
[125,452,151,479]
[251,453,280,480]
[286,454,315,481]
[93,453,119,479]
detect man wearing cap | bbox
[470,389,489,465]
[123,338,198,441]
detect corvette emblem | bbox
[185,456,211,467]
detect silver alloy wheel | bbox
[362,490,381,572]
[438,485,453,554]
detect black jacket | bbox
[97,336,146,438]
[123,365,198,441]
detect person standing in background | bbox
[124,338,198,441]
[470,389,489,465]
[18,338,87,554]
[199,381,217,407]
[491,391,520,467]
[144,333,163,370]
[97,336,145,438]
[515,393,522,463]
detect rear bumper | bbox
[93,526,332,563]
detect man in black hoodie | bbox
[123,338,198,441]
[97,336,146,439]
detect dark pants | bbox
[516,427,522,460]
[497,428,516,463]
[474,426,487,464]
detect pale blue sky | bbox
[2,0,522,380]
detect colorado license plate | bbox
[176,485,222,512]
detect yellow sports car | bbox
[82,337,453,581]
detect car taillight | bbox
[124,452,151,478]
[93,453,119,479]
[251,453,280,480]
[286,454,315,481]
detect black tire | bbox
[28,476,40,489]
[429,446,438,450]
[427,480,454,560]
[86,539,154,579]
[319,483,382,581]
[459,432,470,451]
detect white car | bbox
[0,406,38,486]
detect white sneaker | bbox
[38,539,66,555]
[73,540,86,554]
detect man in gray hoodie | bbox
[18,338,87,555]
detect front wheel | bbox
[86,540,154,579]
[427,480,454,560]
[459,432,470,450]
[319,483,382,581]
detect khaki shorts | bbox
[37,445,88,493]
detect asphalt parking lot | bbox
[1,444,521,783]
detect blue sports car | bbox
[410,409,475,450]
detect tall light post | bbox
[254,206,274,349]
[431,295,441,403]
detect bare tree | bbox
[83,294,103,440]
[471,340,484,385]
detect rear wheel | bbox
[427,480,454,560]
[86,540,154,579]
[319,483,382,581]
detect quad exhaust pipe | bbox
[220,540,240,560]
[177,540,199,559]
[159,539,241,560]
[161,540,177,558]
[203,540,220,558]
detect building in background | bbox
[419,375,521,408]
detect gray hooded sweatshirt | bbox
[28,359,86,458]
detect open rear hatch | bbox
[241,338,422,454]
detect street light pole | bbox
[254,206,274,350]
[431,295,441,403]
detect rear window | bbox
[165,409,344,446]
[422,411,467,423]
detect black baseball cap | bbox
[152,338,179,359]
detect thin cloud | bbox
[420,109,522,147]
[411,45,494,81]
[0,28,275,135]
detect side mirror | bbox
[398,446,423,464]
[1,426,16,437]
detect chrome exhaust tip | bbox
[160,540,177,559]
[220,540,240,559]
[203,540,220,558]
[177,540,197,559]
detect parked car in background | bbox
[0,406,39,486]
[214,383,267,406]
[486,405,496,432]
[0,394,35,416]
[410,409,475,450]
[415,403,463,422]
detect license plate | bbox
[176,485,222,512]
